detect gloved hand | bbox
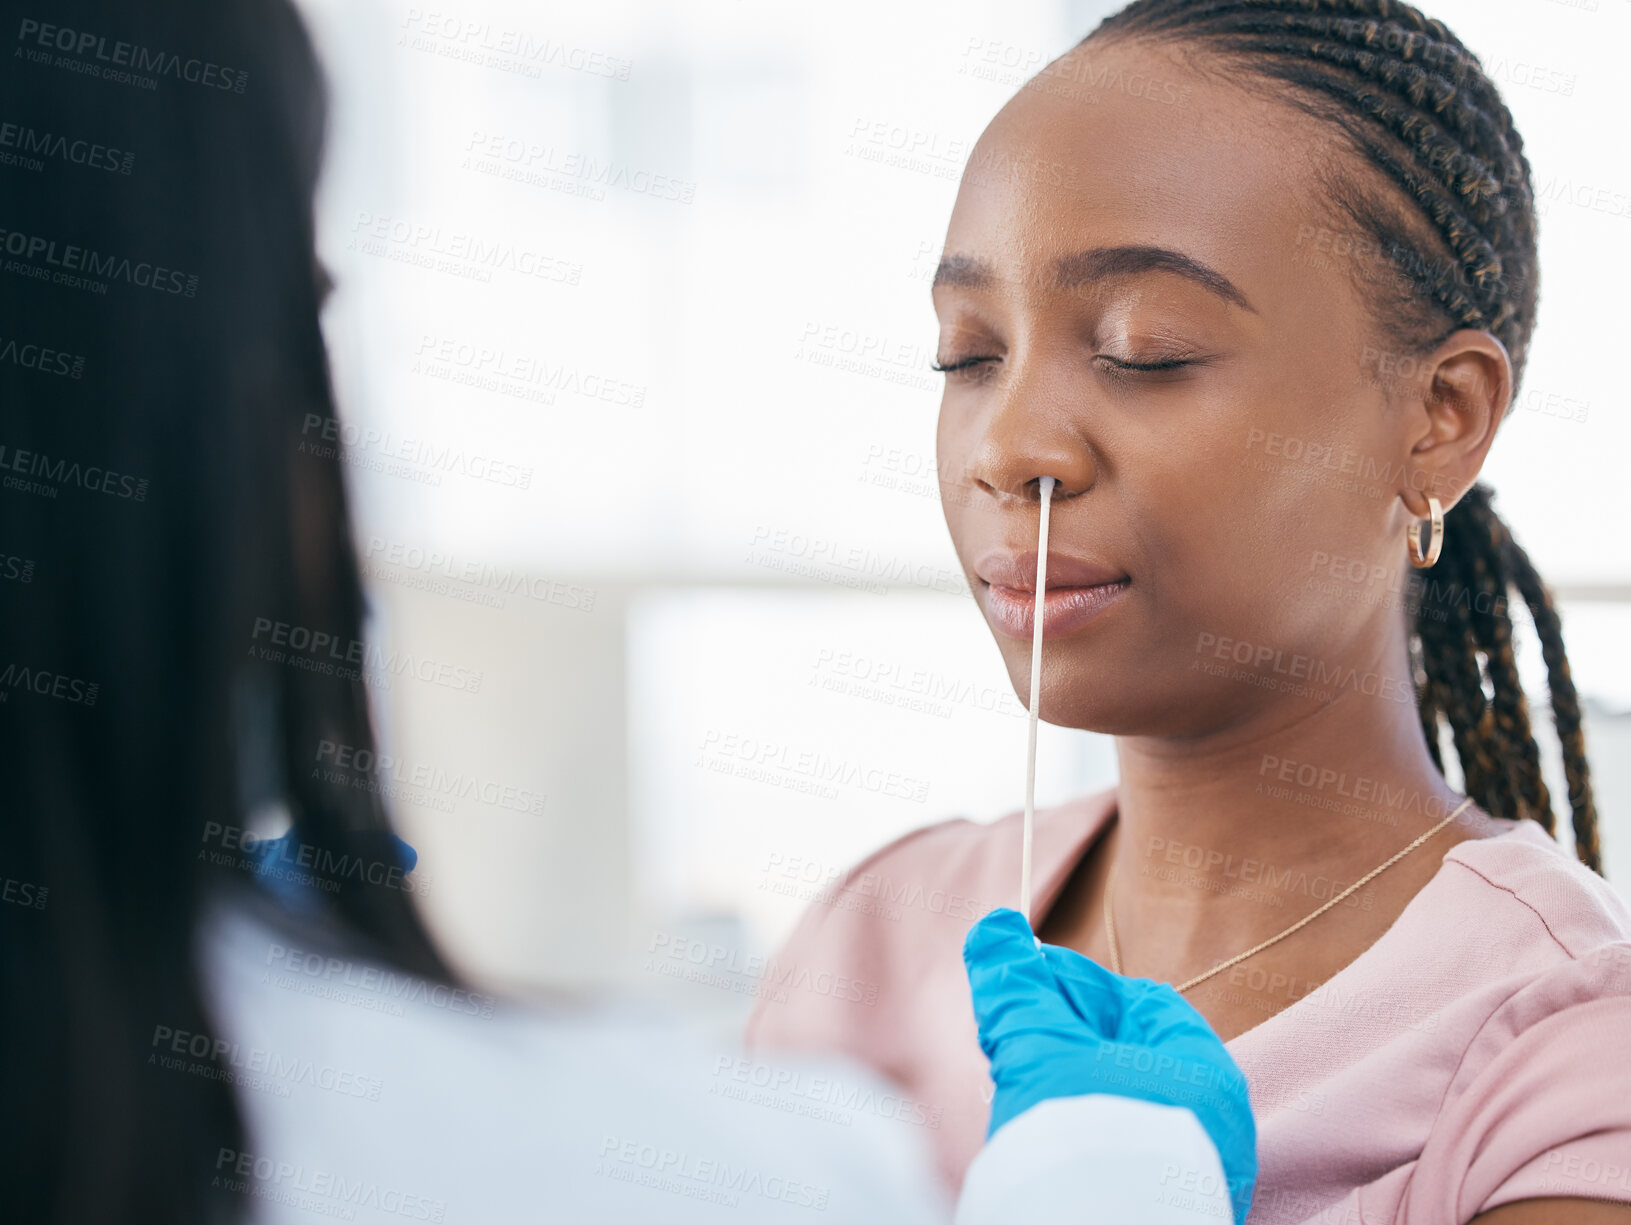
[964,907,1257,1224]
[245,827,418,913]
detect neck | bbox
[1103,647,1464,971]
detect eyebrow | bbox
[932,245,1255,313]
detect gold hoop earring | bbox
[1408,496,1444,568]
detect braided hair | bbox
[1082,0,1601,870]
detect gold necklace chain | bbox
[1102,796,1474,993]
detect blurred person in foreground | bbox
[0,2,1256,1222]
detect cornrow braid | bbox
[1084,0,1602,871]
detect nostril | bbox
[1023,475,1069,503]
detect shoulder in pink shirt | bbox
[746,789,1631,1224]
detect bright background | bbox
[293,0,1631,1033]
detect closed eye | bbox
[931,356,998,374]
[1096,355,1194,373]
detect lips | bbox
[974,549,1130,640]
[975,551,1126,591]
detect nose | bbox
[964,355,1097,502]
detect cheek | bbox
[1121,393,1342,621]
[1143,394,1396,649]
[935,402,970,540]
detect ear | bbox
[1397,329,1511,519]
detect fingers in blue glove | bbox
[964,910,1059,1053]
[962,907,1037,966]
[1031,940,1132,1035]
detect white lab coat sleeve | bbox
[954,1095,1235,1225]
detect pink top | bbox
[746,789,1631,1224]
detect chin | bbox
[996,631,1195,736]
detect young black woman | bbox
[749,4,1631,1223]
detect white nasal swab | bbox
[1020,475,1056,925]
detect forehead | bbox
[943,38,1338,295]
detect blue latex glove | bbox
[245,828,418,914]
[965,907,1257,1225]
